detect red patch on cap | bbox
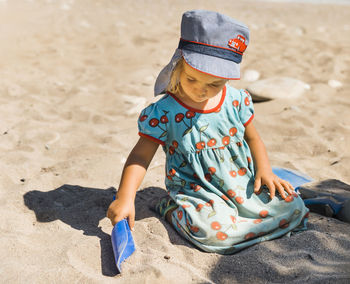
[228,35,247,53]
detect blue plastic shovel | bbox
[111,218,136,273]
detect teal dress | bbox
[138,85,309,254]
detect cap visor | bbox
[182,50,240,80]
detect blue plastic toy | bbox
[272,167,313,190]
[272,167,350,223]
[110,195,136,273]
[297,180,350,222]
[111,218,136,273]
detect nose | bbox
[197,84,208,95]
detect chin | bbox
[193,98,207,103]
[193,95,207,100]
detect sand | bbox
[1,0,349,283]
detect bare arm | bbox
[107,136,159,228]
[244,122,293,199]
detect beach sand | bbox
[1,0,349,283]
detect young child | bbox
[107,10,309,254]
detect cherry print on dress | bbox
[147,110,169,139]
[175,110,196,136]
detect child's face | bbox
[179,62,227,103]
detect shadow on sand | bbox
[22,182,350,282]
[23,184,184,276]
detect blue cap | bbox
[154,10,250,95]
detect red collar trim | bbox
[167,85,226,114]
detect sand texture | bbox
[1,0,350,283]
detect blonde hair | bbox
[166,58,229,95]
[166,58,184,95]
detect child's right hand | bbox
[106,136,159,231]
[106,196,135,230]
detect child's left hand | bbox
[254,169,294,199]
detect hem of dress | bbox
[171,213,308,255]
[139,132,165,146]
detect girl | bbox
[107,10,309,254]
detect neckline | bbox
[167,85,226,114]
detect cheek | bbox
[179,76,187,87]
[205,87,223,98]
[208,86,220,94]
[180,80,193,91]
[211,86,224,93]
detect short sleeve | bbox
[138,103,168,146]
[238,89,254,126]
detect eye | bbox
[209,83,222,88]
[187,77,195,82]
